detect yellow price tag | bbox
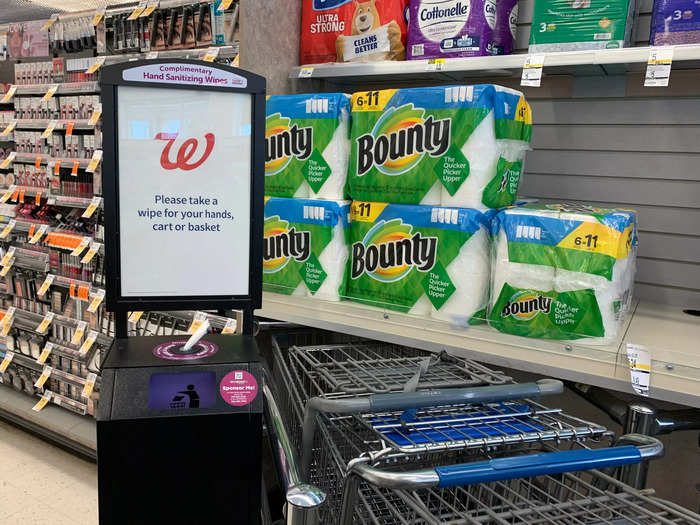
[1,86,16,104]
[188,311,208,334]
[86,150,102,173]
[41,119,58,139]
[89,104,102,125]
[0,219,16,239]
[82,196,102,218]
[71,236,91,256]
[0,258,14,277]
[71,320,88,346]
[86,56,106,74]
[0,186,15,203]
[1,308,15,337]
[79,330,98,355]
[82,372,98,398]
[0,351,14,373]
[29,224,49,245]
[202,47,219,62]
[129,311,144,323]
[41,84,59,102]
[35,312,55,334]
[34,365,53,388]
[221,317,237,334]
[32,391,53,412]
[142,1,158,17]
[128,4,146,20]
[1,247,16,267]
[88,289,106,313]
[37,342,54,365]
[217,0,234,11]
[81,242,100,264]
[37,274,55,296]
[1,121,16,137]
[42,14,59,31]
[92,8,105,26]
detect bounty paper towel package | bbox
[263,197,351,300]
[347,85,532,210]
[489,204,637,344]
[492,0,518,55]
[266,94,350,199]
[529,0,637,52]
[649,0,700,46]
[406,0,498,59]
[347,201,490,324]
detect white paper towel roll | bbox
[314,206,350,301]
[313,107,350,201]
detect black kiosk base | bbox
[97,334,262,525]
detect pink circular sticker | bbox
[219,370,258,406]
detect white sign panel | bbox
[117,85,251,297]
[122,63,247,88]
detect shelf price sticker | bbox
[626,343,651,396]
[53,160,61,175]
[37,274,55,297]
[71,320,88,346]
[0,152,15,169]
[142,0,159,17]
[65,121,75,136]
[35,311,55,334]
[87,288,106,313]
[42,14,59,31]
[129,311,144,323]
[79,330,98,356]
[645,47,674,87]
[82,196,103,218]
[86,56,106,74]
[221,317,237,334]
[93,7,106,26]
[1,85,16,104]
[0,186,15,203]
[89,103,102,125]
[0,306,15,337]
[202,47,220,62]
[127,1,147,20]
[35,189,42,205]
[217,0,234,11]
[81,372,98,398]
[146,51,159,60]
[29,224,48,244]
[188,311,208,333]
[521,54,545,88]
[32,390,53,412]
[0,350,14,373]
[0,257,14,277]
[37,342,54,365]
[71,160,80,176]
[34,365,53,388]
[35,155,43,169]
[41,119,58,139]
[425,58,446,71]
[298,67,314,78]
[0,219,16,239]
[18,189,25,203]
[1,247,16,267]
[71,236,91,256]
[81,242,101,264]
[86,149,103,173]
[1,120,17,137]
[42,84,60,102]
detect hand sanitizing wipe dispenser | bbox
[97,60,266,525]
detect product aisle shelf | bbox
[103,45,240,65]
[13,82,100,96]
[0,383,96,458]
[13,153,92,168]
[0,217,104,255]
[290,44,700,82]
[257,294,700,408]
[14,119,95,131]
[0,192,100,210]
[1,349,97,391]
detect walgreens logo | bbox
[155,132,215,171]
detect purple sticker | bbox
[219,370,258,406]
[152,340,219,361]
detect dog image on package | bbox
[301,0,408,65]
[489,203,637,344]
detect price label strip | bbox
[425,58,446,71]
[88,289,106,313]
[188,311,208,334]
[34,365,53,388]
[127,2,146,20]
[32,390,53,412]
[41,119,58,139]
[0,258,14,277]
[86,149,103,173]
[0,350,14,373]
[71,236,91,256]
[93,7,106,26]
[89,103,102,125]
[86,56,106,74]
[221,317,237,334]
[79,330,98,356]
[202,47,219,62]
[0,307,15,337]
[645,47,674,88]
[42,84,60,102]
[626,343,651,396]
[37,342,54,365]
[217,0,234,11]
[1,120,17,137]
[36,311,55,334]
[1,85,16,104]
[142,0,159,17]
[82,372,98,398]
[298,67,314,78]
[1,247,16,267]
[82,196,102,218]
[0,186,15,203]
[0,219,16,239]
[81,242,101,264]
[37,274,55,296]
[129,311,144,323]
[0,152,15,169]
[42,14,59,30]
[521,54,545,88]
[29,224,49,245]
[71,320,88,346]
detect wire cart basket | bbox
[268,337,700,525]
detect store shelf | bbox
[257,294,700,408]
[0,383,95,458]
[290,44,700,83]
[14,119,95,131]
[103,45,240,65]
[14,153,92,168]
[0,191,100,210]
[13,82,100,96]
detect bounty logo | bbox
[356,104,451,176]
[265,114,313,176]
[351,219,437,281]
[263,217,310,273]
[501,291,553,321]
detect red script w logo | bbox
[155,132,215,171]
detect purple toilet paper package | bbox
[407,0,498,59]
[649,0,700,46]
[492,0,518,55]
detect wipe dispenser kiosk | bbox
[97,60,266,525]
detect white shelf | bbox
[257,293,700,408]
[13,153,92,168]
[290,44,700,82]
[13,82,100,96]
[14,119,95,131]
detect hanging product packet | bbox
[265,93,351,199]
[489,203,637,344]
[263,197,351,301]
[347,84,532,210]
[347,201,490,325]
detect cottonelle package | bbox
[529,0,637,52]
[263,197,351,301]
[492,0,518,55]
[265,94,351,199]
[347,84,532,210]
[649,0,700,46]
[347,201,490,325]
[489,204,637,344]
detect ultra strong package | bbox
[489,203,637,344]
[263,197,351,301]
[347,201,490,325]
[300,0,408,65]
[347,84,532,210]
